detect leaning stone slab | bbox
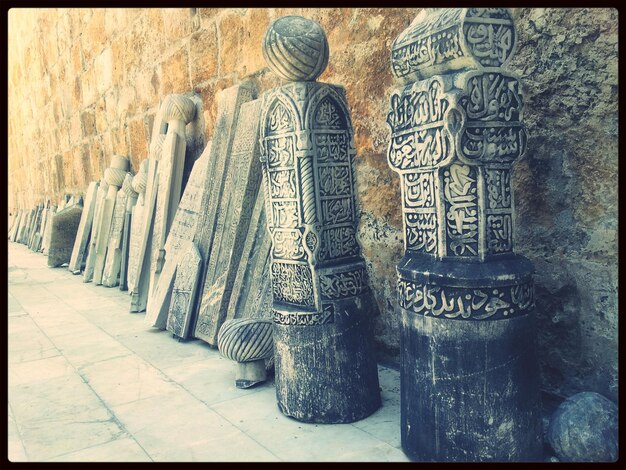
[83,180,108,282]
[93,155,130,285]
[48,200,83,268]
[41,205,57,254]
[28,204,43,250]
[19,208,33,245]
[8,210,22,241]
[166,242,202,340]
[68,181,99,274]
[258,16,381,423]
[119,175,139,291]
[147,84,253,329]
[147,95,196,306]
[102,173,133,287]
[194,98,263,346]
[33,201,51,252]
[224,189,273,324]
[127,160,148,297]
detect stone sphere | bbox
[263,16,329,82]
[547,392,618,462]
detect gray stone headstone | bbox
[68,181,99,274]
[48,201,83,268]
[19,208,33,245]
[83,181,108,282]
[41,205,57,254]
[119,175,139,291]
[8,210,22,242]
[166,242,202,340]
[102,173,133,287]
[27,204,43,250]
[224,189,273,324]
[194,98,264,346]
[93,155,130,285]
[127,160,148,298]
[147,142,211,324]
[33,202,51,252]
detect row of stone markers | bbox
[8,9,560,462]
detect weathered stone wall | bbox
[7,8,618,400]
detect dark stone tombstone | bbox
[48,200,83,268]
[386,8,542,461]
[258,16,381,423]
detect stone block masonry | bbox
[7,8,618,403]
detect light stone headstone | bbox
[33,201,51,252]
[258,16,380,423]
[68,181,99,274]
[19,208,34,245]
[28,204,44,251]
[127,160,148,296]
[48,200,83,268]
[102,173,133,287]
[193,98,264,346]
[166,241,202,340]
[8,210,22,241]
[41,205,57,254]
[146,84,254,329]
[93,155,130,285]
[130,133,165,312]
[83,180,108,282]
[119,174,139,291]
[16,209,30,244]
[386,8,541,462]
[12,210,24,242]
[155,142,212,335]
[146,95,196,308]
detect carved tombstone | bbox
[119,174,139,291]
[150,84,254,331]
[224,189,273,324]
[68,181,99,274]
[93,156,130,285]
[127,160,149,295]
[166,242,202,340]
[83,180,108,282]
[28,204,44,250]
[41,205,57,254]
[19,208,34,245]
[8,210,22,242]
[147,95,196,301]
[130,134,165,312]
[33,201,51,252]
[48,199,83,268]
[158,143,212,336]
[258,16,381,423]
[386,8,541,461]
[102,173,133,287]
[194,98,264,346]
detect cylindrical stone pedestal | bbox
[398,254,542,461]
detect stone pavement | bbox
[7,242,408,462]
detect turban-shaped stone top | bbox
[104,155,130,187]
[217,318,273,363]
[161,94,196,124]
[121,172,137,198]
[263,16,329,82]
[131,159,148,194]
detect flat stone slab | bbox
[166,242,202,340]
[47,203,83,268]
[68,181,99,274]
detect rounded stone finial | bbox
[217,318,273,363]
[160,94,196,124]
[122,173,137,198]
[263,16,329,82]
[132,160,148,194]
[150,135,166,161]
[110,154,130,171]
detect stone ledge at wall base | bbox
[258,15,381,424]
[47,201,83,268]
[217,318,274,389]
[386,8,542,462]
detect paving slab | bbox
[8,242,408,462]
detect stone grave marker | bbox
[8,210,22,241]
[386,8,541,461]
[102,173,133,287]
[127,160,148,296]
[27,204,43,250]
[166,241,202,340]
[41,205,57,254]
[119,174,139,291]
[258,16,381,423]
[68,181,99,274]
[93,155,130,285]
[33,201,51,252]
[48,200,83,267]
[193,98,264,346]
[83,180,108,282]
